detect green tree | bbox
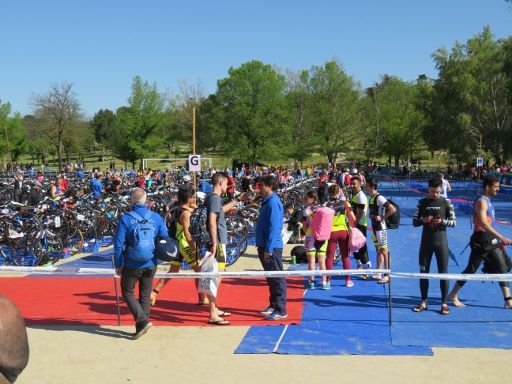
[0,100,27,166]
[31,82,82,171]
[425,27,512,163]
[216,60,289,162]
[110,76,170,169]
[283,70,312,165]
[91,109,116,153]
[368,75,424,166]
[196,94,225,153]
[304,61,361,166]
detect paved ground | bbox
[9,244,512,383]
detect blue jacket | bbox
[256,193,284,253]
[114,204,168,269]
[90,178,103,198]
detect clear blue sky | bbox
[1,0,511,117]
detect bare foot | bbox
[150,290,159,307]
[448,294,466,307]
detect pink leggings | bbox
[326,230,350,281]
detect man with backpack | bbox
[365,178,397,284]
[114,188,168,339]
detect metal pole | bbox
[192,106,196,190]
[111,255,121,326]
[388,251,392,326]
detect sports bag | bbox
[348,227,366,253]
[310,206,335,241]
[125,210,157,261]
[189,206,211,244]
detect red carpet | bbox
[0,277,304,326]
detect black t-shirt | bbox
[241,177,251,192]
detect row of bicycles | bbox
[0,174,320,267]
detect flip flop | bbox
[207,319,230,326]
[441,304,451,315]
[412,304,428,313]
[218,311,232,317]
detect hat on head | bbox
[32,180,42,187]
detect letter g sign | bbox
[188,154,201,172]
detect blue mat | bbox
[388,196,512,349]
[236,262,432,355]
[234,326,286,354]
[236,189,512,355]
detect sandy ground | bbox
[13,245,512,383]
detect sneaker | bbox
[264,311,288,321]
[364,261,372,269]
[133,321,152,339]
[345,280,354,288]
[321,282,331,290]
[259,306,275,315]
[307,281,315,290]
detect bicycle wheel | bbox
[6,211,42,248]
[67,228,84,255]
[9,242,44,266]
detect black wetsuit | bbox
[413,197,456,302]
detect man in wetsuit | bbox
[448,175,512,309]
[412,178,456,315]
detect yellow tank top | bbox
[176,210,192,249]
[331,202,350,232]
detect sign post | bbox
[476,157,483,193]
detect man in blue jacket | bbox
[256,175,287,320]
[114,188,168,339]
[90,173,103,200]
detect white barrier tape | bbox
[0,267,388,279]
[391,272,512,282]
[0,266,511,281]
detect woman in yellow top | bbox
[325,184,356,288]
[150,185,231,325]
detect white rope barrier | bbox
[0,266,511,281]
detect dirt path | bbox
[12,245,512,383]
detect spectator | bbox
[256,175,287,320]
[29,180,44,206]
[205,172,239,325]
[13,173,23,203]
[114,188,168,339]
[0,294,29,383]
[90,173,104,200]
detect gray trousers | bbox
[120,267,156,325]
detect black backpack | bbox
[385,198,400,229]
[371,193,400,229]
[318,181,330,205]
[290,245,308,264]
[165,206,182,240]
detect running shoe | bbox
[133,321,152,339]
[264,311,288,321]
[345,280,354,288]
[321,282,331,290]
[259,306,275,315]
[308,281,315,290]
